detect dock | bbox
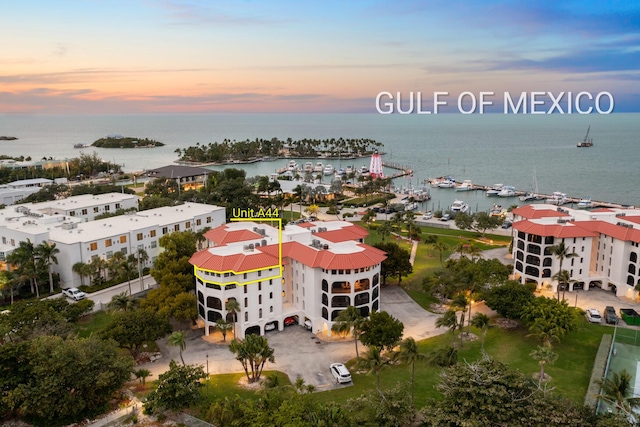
[382,161,413,178]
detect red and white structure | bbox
[511,204,640,299]
[369,150,384,179]
[189,220,386,337]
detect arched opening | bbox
[630,252,638,263]
[322,307,329,320]
[207,310,222,322]
[331,281,351,293]
[359,306,370,317]
[525,254,540,266]
[524,266,539,277]
[245,325,260,337]
[207,296,222,310]
[322,279,328,292]
[527,244,541,255]
[355,278,370,292]
[628,264,636,275]
[355,292,370,306]
[197,291,204,304]
[332,295,351,307]
[543,257,553,267]
[322,292,328,306]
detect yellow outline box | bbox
[194,217,283,287]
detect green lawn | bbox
[201,371,292,402]
[76,311,113,338]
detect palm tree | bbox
[225,298,241,339]
[123,255,137,296]
[548,241,578,300]
[451,293,469,347]
[108,292,137,312]
[72,262,88,287]
[168,331,187,365]
[108,251,126,281]
[436,309,459,348]
[378,221,393,242]
[135,248,149,290]
[358,345,388,390]
[195,227,211,251]
[467,245,483,261]
[434,241,449,267]
[552,269,574,302]
[133,368,152,386]
[6,239,38,296]
[392,337,425,405]
[331,306,366,359]
[528,319,562,348]
[0,271,16,305]
[530,345,558,389]
[36,241,59,293]
[215,318,233,342]
[597,369,640,415]
[471,313,491,352]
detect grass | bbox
[201,371,292,402]
[76,311,113,338]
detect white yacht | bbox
[546,191,568,205]
[304,162,314,173]
[497,186,516,197]
[314,162,324,174]
[323,164,334,175]
[486,184,503,197]
[451,199,469,214]
[577,198,593,209]
[287,160,298,171]
[455,180,474,191]
[438,178,456,188]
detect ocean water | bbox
[1,113,638,209]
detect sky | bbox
[1,0,639,114]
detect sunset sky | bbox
[2,0,639,114]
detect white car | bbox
[330,363,352,384]
[265,322,276,331]
[62,287,86,301]
[585,308,602,324]
[422,212,433,220]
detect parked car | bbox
[62,287,86,301]
[284,316,297,326]
[265,322,276,331]
[585,308,602,324]
[501,220,512,229]
[304,319,312,330]
[440,213,451,221]
[330,363,352,384]
[422,211,433,220]
[604,306,619,325]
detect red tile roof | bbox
[511,205,569,219]
[315,224,369,243]
[204,226,263,245]
[591,208,616,213]
[189,249,280,273]
[512,220,598,238]
[623,216,640,225]
[574,221,640,243]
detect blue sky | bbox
[1,0,638,113]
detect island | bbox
[0,136,18,140]
[91,135,165,148]
[175,137,384,164]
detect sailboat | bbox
[577,126,593,147]
[519,166,543,202]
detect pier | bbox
[382,161,413,179]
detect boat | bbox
[304,162,313,173]
[73,143,88,149]
[287,160,298,171]
[336,167,345,176]
[404,202,418,211]
[438,178,456,188]
[314,162,324,174]
[577,198,593,209]
[577,126,593,147]
[455,180,474,191]
[486,184,503,197]
[359,165,369,174]
[546,191,568,205]
[323,164,334,175]
[451,199,469,214]
[519,166,544,201]
[497,185,516,197]
[490,204,505,217]
[345,166,353,175]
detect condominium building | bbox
[512,204,640,299]
[0,193,226,287]
[190,220,386,337]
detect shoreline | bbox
[174,152,386,168]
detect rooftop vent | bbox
[557,219,569,224]
[616,213,627,217]
[261,239,267,246]
[323,244,329,250]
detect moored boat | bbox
[486,184,503,196]
[287,160,298,171]
[438,178,456,188]
[451,199,469,214]
[577,198,593,209]
[304,162,314,173]
[546,191,568,205]
[497,185,516,197]
[314,162,324,173]
[455,180,473,191]
[323,164,334,175]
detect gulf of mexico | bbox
[1,113,638,205]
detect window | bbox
[259,295,262,304]
[196,219,202,226]
[93,207,99,213]
[270,306,273,313]
[244,273,247,279]
[162,227,168,235]
[106,251,113,259]
[270,292,273,299]
[81,209,87,215]
[151,241,157,248]
[90,242,98,251]
[121,248,127,255]
[206,216,212,223]
[245,312,248,321]
[258,282,262,291]
[105,239,112,247]
[69,211,75,216]
[150,230,156,237]
[119,235,127,244]
[185,221,191,229]
[259,308,262,318]
[244,297,248,307]
[137,233,143,241]
[269,279,273,285]
[244,286,248,294]
[258,270,262,277]
[105,205,110,211]
[174,224,180,231]
[115,203,121,209]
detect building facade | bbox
[512,204,640,299]
[190,220,386,337]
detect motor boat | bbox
[438,178,456,188]
[455,180,474,191]
[287,160,298,171]
[323,164,334,175]
[314,162,324,174]
[577,198,593,209]
[497,185,516,197]
[546,191,568,205]
[486,184,503,197]
[490,204,506,217]
[519,192,539,202]
[304,162,314,173]
[359,165,369,174]
[450,199,469,214]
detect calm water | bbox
[1,113,638,209]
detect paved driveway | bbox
[381,285,446,340]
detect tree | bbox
[100,308,172,358]
[434,241,449,267]
[548,241,578,300]
[436,309,458,348]
[521,296,580,347]
[373,242,412,285]
[359,310,404,352]
[391,337,425,405]
[107,292,137,312]
[483,280,536,319]
[331,306,366,359]
[304,204,320,217]
[530,345,558,389]
[215,319,233,342]
[3,335,133,426]
[0,270,16,305]
[35,241,59,294]
[168,331,187,365]
[378,221,393,242]
[225,298,241,339]
[348,383,417,427]
[144,360,206,414]
[597,369,640,416]
[72,261,89,287]
[471,312,491,352]
[229,334,275,383]
[454,211,503,237]
[133,368,152,386]
[357,345,388,390]
[553,269,574,302]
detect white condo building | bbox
[0,193,226,287]
[190,220,386,337]
[512,204,640,299]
